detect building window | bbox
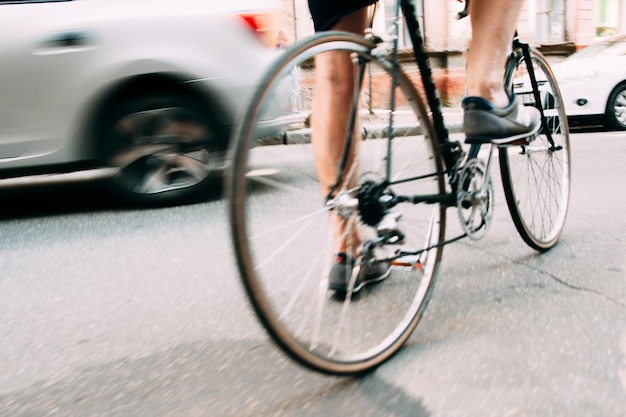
[597,0,624,36]
[536,0,566,43]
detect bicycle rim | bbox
[228,32,446,374]
[500,49,571,251]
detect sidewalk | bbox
[280,107,464,145]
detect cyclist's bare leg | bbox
[465,0,524,107]
[462,0,540,144]
[311,8,370,256]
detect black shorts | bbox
[308,0,379,32]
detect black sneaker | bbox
[328,252,391,294]
[463,95,541,145]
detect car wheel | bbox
[606,83,626,130]
[102,94,224,205]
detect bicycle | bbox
[227,0,571,375]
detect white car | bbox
[0,0,280,204]
[553,33,626,130]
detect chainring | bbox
[456,158,494,240]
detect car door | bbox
[0,0,97,164]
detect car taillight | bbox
[239,11,279,47]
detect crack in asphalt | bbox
[464,243,626,309]
[526,263,626,309]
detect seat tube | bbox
[400,0,451,167]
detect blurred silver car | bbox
[0,0,279,204]
[553,33,626,130]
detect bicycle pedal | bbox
[391,255,423,269]
[499,131,539,147]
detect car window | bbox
[566,37,626,61]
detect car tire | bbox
[101,93,225,205]
[605,83,626,130]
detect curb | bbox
[280,121,465,145]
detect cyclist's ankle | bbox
[465,88,510,109]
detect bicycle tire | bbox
[500,48,571,251]
[228,31,447,375]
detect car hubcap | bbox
[614,90,626,126]
[108,107,215,196]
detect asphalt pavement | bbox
[0,129,625,417]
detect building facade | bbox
[277,0,620,105]
[281,0,612,48]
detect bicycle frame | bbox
[512,34,560,151]
[400,0,461,170]
[397,0,558,200]
[327,0,562,248]
[327,0,462,204]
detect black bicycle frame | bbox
[401,0,446,151]
[513,35,559,150]
[328,0,552,203]
[402,1,558,173]
[400,0,469,189]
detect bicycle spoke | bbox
[500,48,570,250]
[229,31,446,374]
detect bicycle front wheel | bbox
[228,32,447,375]
[501,48,571,251]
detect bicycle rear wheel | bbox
[228,32,447,374]
[500,48,571,251]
